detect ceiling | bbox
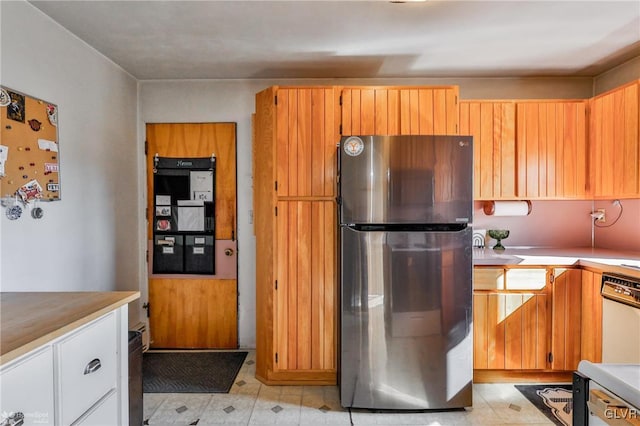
[29,0,640,80]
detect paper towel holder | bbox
[483,200,532,216]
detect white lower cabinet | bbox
[57,312,118,425]
[0,306,128,426]
[0,346,55,425]
[71,390,119,426]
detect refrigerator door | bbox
[339,135,472,225]
[340,225,473,410]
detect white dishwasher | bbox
[601,273,640,364]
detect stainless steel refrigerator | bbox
[339,135,473,410]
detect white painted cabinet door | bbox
[56,312,118,425]
[0,346,54,425]
[71,390,118,426]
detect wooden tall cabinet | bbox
[459,101,517,200]
[516,101,588,199]
[590,80,640,199]
[254,86,339,384]
[341,86,459,135]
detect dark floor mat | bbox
[143,351,248,393]
[515,384,573,426]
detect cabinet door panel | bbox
[276,88,338,197]
[0,346,54,425]
[591,81,640,198]
[581,270,603,362]
[275,201,336,372]
[517,101,587,199]
[460,101,516,200]
[551,269,582,370]
[341,86,457,137]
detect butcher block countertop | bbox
[473,247,640,278]
[0,291,140,365]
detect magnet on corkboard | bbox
[19,166,24,170]
[28,119,42,131]
[0,88,10,107]
[22,175,28,179]
[5,125,11,130]
[25,147,30,151]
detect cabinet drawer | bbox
[0,346,54,425]
[57,312,118,425]
[71,390,118,426]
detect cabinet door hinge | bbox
[548,352,553,364]
[549,274,555,284]
[339,124,343,134]
[275,206,278,216]
[275,95,278,105]
[275,181,278,191]
[146,249,149,263]
[144,140,148,156]
[339,95,342,106]
[275,280,278,290]
[143,302,150,318]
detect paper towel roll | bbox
[483,200,532,216]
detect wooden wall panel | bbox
[254,87,276,379]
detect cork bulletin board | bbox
[0,86,61,202]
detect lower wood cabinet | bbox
[256,200,337,384]
[473,267,602,373]
[580,270,603,363]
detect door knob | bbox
[225,248,234,256]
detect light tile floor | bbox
[143,351,559,425]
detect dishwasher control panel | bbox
[601,273,640,309]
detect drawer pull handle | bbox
[84,358,102,375]
[1,411,24,426]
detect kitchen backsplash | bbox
[473,199,640,251]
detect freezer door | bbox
[339,135,472,225]
[340,226,472,410]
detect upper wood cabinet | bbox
[341,86,459,136]
[266,87,340,198]
[516,101,588,199]
[590,80,640,199]
[459,101,516,200]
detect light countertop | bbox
[0,291,140,366]
[473,247,640,277]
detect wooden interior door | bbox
[146,123,237,348]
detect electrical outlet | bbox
[596,208,606,223]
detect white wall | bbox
[0,2,140,322]
[139,76,598,348]
[594,55,640,95]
